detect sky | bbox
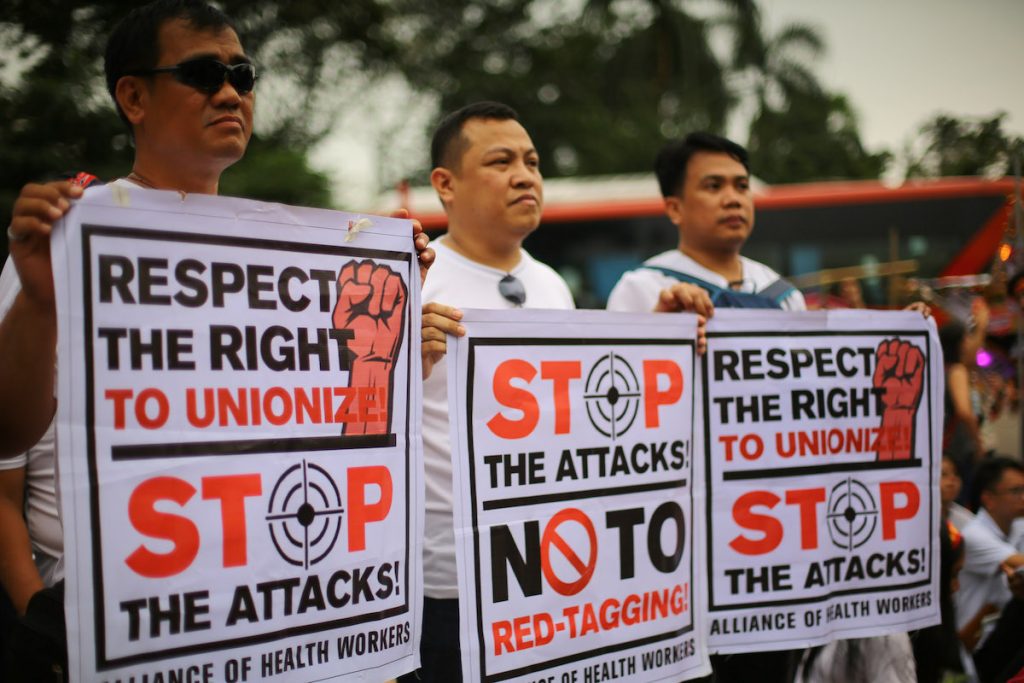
[315,0,1024,208]
[750,0,1024,161]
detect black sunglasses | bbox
[127,58,257,95]
[498,274,526,307]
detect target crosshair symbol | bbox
[583,352,641,439]
[266,460,344,569]
[826,477,879,551]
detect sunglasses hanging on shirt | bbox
[127,58,258,95]
[498,274,526,307]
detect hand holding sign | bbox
[872,339,924,460]
[333,260,407,434]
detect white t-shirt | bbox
[606,249,806,312]
[954,508,1024,647]
[421,239,575,597]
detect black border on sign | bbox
[466,337,697,683]
[701,329,936,612]
[111,433,396,459]
[81,225,414,670]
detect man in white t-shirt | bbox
[406,102,575,682]
[955,457,1024,679]
[608,132,805,314]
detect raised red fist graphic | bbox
[872,338,925,460]
[333,260,407,435]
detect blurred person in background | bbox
[944,454,976,531]
[911,520,969,683]
[796,634,916,682]
[955,457,1024,681]
[833,277,866,309]
[940,311,987,495]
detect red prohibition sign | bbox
[541,508,598,596]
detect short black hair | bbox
[970,455,1024,512]
[654,132,750,198]
[104,0,238,126]
[430,101,519,171]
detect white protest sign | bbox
[448,309,710,683]
[701,309,942,653]
[52,186,422,682]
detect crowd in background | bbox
[791,272,1023,683]
[926,270,1024,683]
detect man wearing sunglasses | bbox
[1,0,254,446]
[0,3,260,679]
[0,2,434,679]
[1,0,433,450]
[408,101,575,682]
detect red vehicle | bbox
[400,175,1017,308]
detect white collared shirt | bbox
[954,508,1024,648]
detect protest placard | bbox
[448,309,710,683]
[701,309,942,653]
[52,186,422,682]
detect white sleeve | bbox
[1012,519,1024,553]
[0,256,23,319]
[606,269,667,312]
[0,451,27,470]
[553,272,576,310]
[783,288,807,312]
[961,523,1017,576]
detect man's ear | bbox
[430,167,455,207]
[664,196,684,227]
[115,76,147,126]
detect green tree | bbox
[727,1,826,124]
[905,112,1024,178]
[392,0,742,177]
[220,135,332,207]
[0,0,885,227]
[0,0,393,224]
[748,90,890,183]
[723,2,887,182]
